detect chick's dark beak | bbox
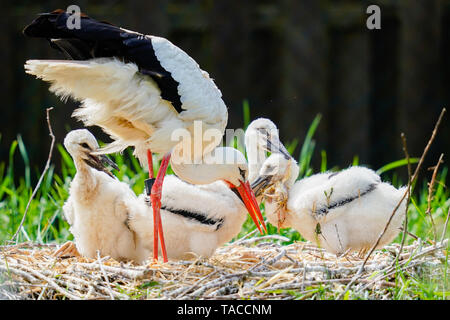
[265,138,291,160]
[84,153,119,178]
[250,175,273,198]
[100,154,120,171]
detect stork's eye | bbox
[80,143,91,149]
[257,127,271,140]
[239,167,246,180]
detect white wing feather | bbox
[24,36,227,163]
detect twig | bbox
[172,270,219,298]
[394,133,412,266]
[6,261,82,300]
[337,107,446,299]
[0,239,446,299]
[356,239,448,293]
[425,153,444,242]
[254,249,286,271]
[0,265,39,283]
[441,208,450,244]
[362,108,445,268]
[399,227,419,240]
[233,235,290,246]
[233,229,259,244]
[11,107,55,242]
[96,251,115,300]
[186,249,283,298]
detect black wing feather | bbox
[24,10,182,113]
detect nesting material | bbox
[0,238,447,300]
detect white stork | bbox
[129,172,253,261]
[57,130,260,263]
[244,118,292,184]
[23,9,265,261]
[245,118,407,255]
[252,144,407,256]
[55,129,140,261]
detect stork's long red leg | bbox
[147,149,154,179]
[150,152,171,262]
[147,149,159,261]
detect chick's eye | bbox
[265,165,275,174]
[80,143,91,149]
[257,128,266,134]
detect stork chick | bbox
[56,129,139,262]
[128,175,249,261]
[253,148,407,256]
[59,131,259,262]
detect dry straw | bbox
[0,238,447,300]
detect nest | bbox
[0,236,448,300]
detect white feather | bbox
[62,129,139,261]
[129,176,248,261]
[248,118,407,255]
[62,129,249,263]
[24,35,227,166]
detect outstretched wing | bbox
[23,10,228,158]
[24,10,183,111]
[24,9,227,122]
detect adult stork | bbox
[23,9,265,262]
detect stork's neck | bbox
[246,139,267,183]
[170,146,245,186]
[285,159,300,189]
[73,158,97,192]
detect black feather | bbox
[161,206,224,231]
[314,183,378,217]
[24,10,183,113]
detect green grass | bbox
[0,103,448,299]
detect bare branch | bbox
[11,107,56,242]
[337,107,446,299]
[441,208,450,244]
[425,153,444,242]
[394,133,412,266]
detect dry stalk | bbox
[337,107,446,300]
[0,237,446,299]
[11,107,56,242]
[441,208,450,244]
[425,153,444,242]
[96,251,115,300]
[394,133,413,266]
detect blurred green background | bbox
[0,0,448,179]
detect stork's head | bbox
[245,118,291,160]
[216,147,267,234]
[64,129,119,177]
[251,153,299,198]
[171,146,266,233]
[245,118,292,183]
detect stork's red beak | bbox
[227,180,267,234]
